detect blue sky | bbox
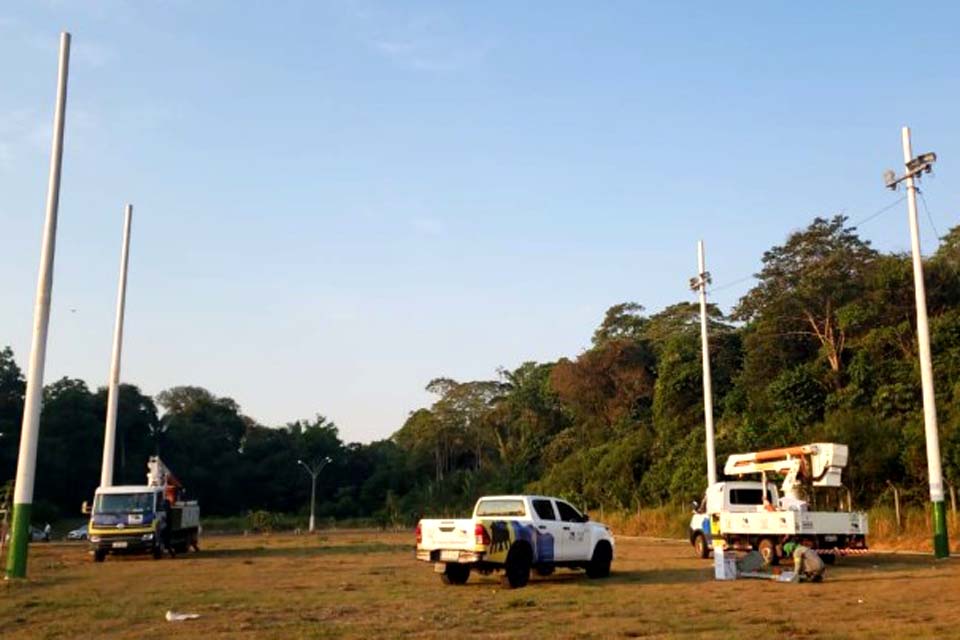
[1,2,958,442]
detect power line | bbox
[850,195,906,228]
[917,189,942,240]
[709,274,754,293]
[705,195,917,299]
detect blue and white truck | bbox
[416,495,615,588]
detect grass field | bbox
[1,531,959,639]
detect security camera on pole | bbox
[883,126,950,558]
[6,32,71,579]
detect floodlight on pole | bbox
[297,456,331,533]
[6,32,71,580]
[884,126,949,558]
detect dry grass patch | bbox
[0,530,958,638]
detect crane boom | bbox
[723,443,849,502]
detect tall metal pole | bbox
[299,457,329,533]
[901,126,949,558]
[694,241,718,486]
[100,204,133,487]
[309,473,317,533]
[6,32,71,579]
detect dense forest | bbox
[2,215,960,526]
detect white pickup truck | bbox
[416,495,615,588]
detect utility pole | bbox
[6,32,71,579]
[297,457,331,533]
[690,241,717,486]
[100,204,134,487]
[884,126,949,558]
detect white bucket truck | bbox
[689,443,868,564]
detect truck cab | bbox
[88,485,166,560]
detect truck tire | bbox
[693,533,710,559]
[757,538,779,566]
[586,541,612,579]
[501,542,532,589]
[440,563,471,585]
[93,549,106,563]
[820,551,836,565]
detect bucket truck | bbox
[85,456,200,562]
[689,443,868,564]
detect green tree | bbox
[735,215,877,383]
[0,347,25,482]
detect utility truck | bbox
[416,495,615,588]
[689,443,868,564]
[85,456,200,562]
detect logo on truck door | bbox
[489,521,511,554]
[479,520,555,564]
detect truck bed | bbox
[417,519,476,552]
[719,509,869,537]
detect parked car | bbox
[29,525,51,542]
[67,524,88,541]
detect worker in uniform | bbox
[782,540,825,582]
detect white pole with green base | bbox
[6,32,71,580]
[901,126,950,559]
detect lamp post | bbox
[297,456,331,533]
[883,126,949,558]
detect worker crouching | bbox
[782,541,825,583]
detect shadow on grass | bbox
[193,542,413,561]
[463,567,706,588]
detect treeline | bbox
[392,215,960,515]
[2,215,960,525]
[0,375,413,523]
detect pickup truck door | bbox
[554,500,591,561]
[529,498,562,563]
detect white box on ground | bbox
[713,544,737,580]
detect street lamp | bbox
[297,456,331,533]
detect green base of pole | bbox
[5,502,32,579]
[932,500,950,559]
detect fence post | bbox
[887,481,902,533]
[950,484,957,528]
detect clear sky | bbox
[1,2,958,443]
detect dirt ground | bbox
[1,531,958,639]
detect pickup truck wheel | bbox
[693,533,710,559]
[820,552,836,565]
[757,538,779,566]
[93,550,106,563]
[586,541,612,579]
[501,543,532,589]
[440,563,471,585]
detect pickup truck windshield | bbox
[95,493,154,514]
[476,499,525,517]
